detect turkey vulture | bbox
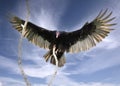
[10,9,116,67]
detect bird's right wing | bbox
[65,9,116,53]
[10,16,55,49]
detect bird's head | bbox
[56,31,60,38]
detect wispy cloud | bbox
[24,64,55,78]
[0,82,2,86]
[0,55,19,73]
[0,76,120,86]
[16,0,68,30]
[78,82,120,86]
[0,76,119,86]
[31,0,68,30]
[65,46,120,74]
[51,75,120,86]
[34,84,47,86]
[94,36,120,50]
[0,77,24,86]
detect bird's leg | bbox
[53,45,58,54]
[55,49,59,54]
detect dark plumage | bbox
[10,9,116,67]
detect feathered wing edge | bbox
[10,16,53,49]
[67,9,116,53]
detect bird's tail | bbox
[43,51,66,67]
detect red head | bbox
[56,31,60,38]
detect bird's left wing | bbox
[10,16,55,49]
[66,9,116,53]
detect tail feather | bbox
[58,54,66,67]
[43,51,52,62]
[43,51,66,67]
[50,54,66,67]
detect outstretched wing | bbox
[66,9,116,53]
[10,16,55,49]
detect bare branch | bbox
[18,0,31,86]
[48,45,58,86]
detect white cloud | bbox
[52,75,120,86]
[0,82,2,86]
[23,59,68,78]
[16,0,68,30]
[78,82,119,86]
[0,76,119,86]
[31,0,68,30]
[53,75,80,86]
[95,36,120,50]
[67,48,120,74]
[33,84,47,86]
[64,36,120,74]
[0,55,19,73]
[0,77,24,86]
[24,64,55,78]
[18,47,55,78]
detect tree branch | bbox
[48,45,58,86]
[18,0,31,86]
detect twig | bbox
[18,0,31,86]
[48,46,58,86]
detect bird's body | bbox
[10,9,116,67]
[44,31,69,67]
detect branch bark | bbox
[48,46,58,86]
[18,0,31,86]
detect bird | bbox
[10,9,116,67]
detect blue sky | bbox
[0,0,120,86]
